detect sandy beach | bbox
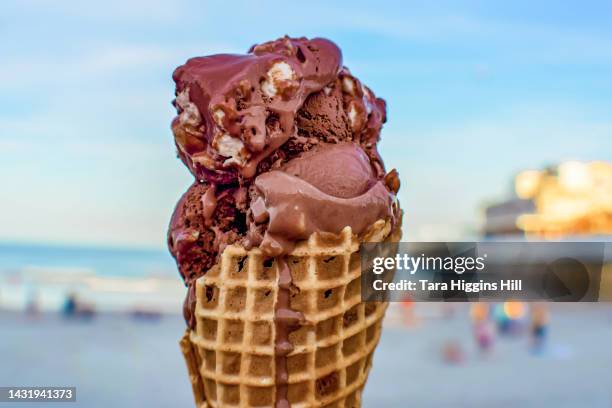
[2,304,612,407]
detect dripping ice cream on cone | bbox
[168,36,401,407]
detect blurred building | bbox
[484,161,612,238]
[484,198,535,236]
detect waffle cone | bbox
[181,218,401,407]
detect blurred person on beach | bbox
[530,304,549,354]
[471,303,495,354]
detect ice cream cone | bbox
[180,218,401,407]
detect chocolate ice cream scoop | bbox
[172,37,342,182]
[247,143,395,256]
[295,79,352,143]
[281,142,374,198]
[167,182,247,285]
[171,37,388,185]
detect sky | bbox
[1,0,612,248]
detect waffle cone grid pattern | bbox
[182,221,394,408]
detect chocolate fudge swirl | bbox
[274,258,304,408]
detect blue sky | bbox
[1,0,612,248]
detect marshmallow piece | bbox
[348,103,358,128]
[341,76,357,96]
[214,133,247,166]
[176,89,201,127]
[346,100,366,133]
[212,108,226,128]
[261,61,297,97]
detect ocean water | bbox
[0,243,178,278]
[0,243,183,312]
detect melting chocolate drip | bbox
[274,258,304,408]
[183,282,197,329]
[201,184,217,223]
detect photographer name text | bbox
[372,278,522,293]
